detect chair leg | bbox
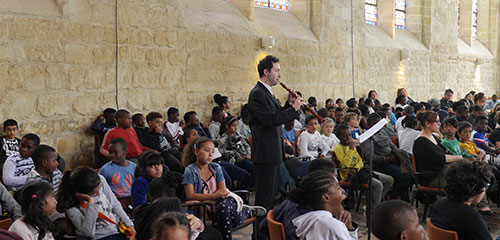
[356,189,363,212]
[422,194,430,223]
[252,220,258,240]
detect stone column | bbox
[378,0,396,39]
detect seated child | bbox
[132,151,164,208]
[3,134,39,192]
[237,105,252,140]
[398,115,421,155]
[371,200,428,240]
[134,178,203,240]
[0,182,21,220]
[0,119,20,172]
[25,145,62,192]
[132,113,149,146]
[344,112,362,144]
[182,127,200,149]
[182,137,265,240]
[457,121,486,161]
[57,167,135,239]
[472,115,499,154]
[91,108,117,140]
[335,125,393,208]
[320,117,339,159]
[164,107,184,147]
[8,182,57,240]
[282,121,297,143]
[98,138,137,202]
[143,112,183,173]
[441,117,470,158]
[184,111,211,139]
[100,109,149,160]
[297,115,323,158]
[292,170,358,240]
[151,212,195,240]
[218,116,253,175]
[208,107,224,139]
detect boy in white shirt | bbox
[164,107,184,147]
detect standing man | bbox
[248,56,305,216]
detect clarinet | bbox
[279,81,324,123]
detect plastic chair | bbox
[267,210,285,240]
[0,218,13,230]
[426,218,458,240]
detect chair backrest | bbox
[267,210,286,240]
[0,218,13,230]
[426,218,458,240]
[411,154,417,174]
[331,151,340,168]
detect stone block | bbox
[73,92,101,116]
[65,44,93,64]
[57,136,78,154]
[25,42,63,63]
[93,46,114,65]
[37,94,72,117]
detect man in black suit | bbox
[248,55,305,216]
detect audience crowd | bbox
[0,86,498,240]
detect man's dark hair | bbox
[22,133,40,146]
[444,160,493,202]
[325,98,334,106]
[31,145,56,168]
[372,200,416,240]
[103,108,116,116]
[442,116,458,128]
[335,124,350,137]
[132,113,144,123]
[364,98,373,105]
[212,106,224,118]
[167,107,179,117]
[475,115,488,123]
[456,105,469,115]
[335,98,343,104]
[346,98,357,108]
[395,95,406,105]
[451,101,466,112]
[3,119,18,130]
[335,107,344,113]
[306,158,337,175]
[146,112,163,123]
[317,108,328,118]
[327,106,335,111]
[115,109,130,119]
[305,115,318,125]
[110,137,127,150]
[445,89,454,95]
[470,104,484,113]
[358,104,369,116]
[413,103,424,113]
[308,97,317,105]
[257,55,279,78]
[403,106,414,115]
[183,111,197,124]
[367,113,382,126]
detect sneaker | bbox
[243,204,267,218]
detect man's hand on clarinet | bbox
[292,96,306,111]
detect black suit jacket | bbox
[248,82,299,164]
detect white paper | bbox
[213,148,222,159]
[359,119,388,143]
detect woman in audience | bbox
[474,92,487,107]
[182,137,265,240]
[8,181,56,240]
[397,88,415,105]
[412,111,462,187]
[291,170,358,240]
[367,90,377,100]
[430,160,494,240]
[398,115,421,155]
[214,94,232,118]
[57,167,135,239]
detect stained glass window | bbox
[395,0,406,29]
[254,0,290,11]
[472,0,478,40]
[365,0,377,25]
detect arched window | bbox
[365,0,378,25]
[395,0,406,29]
[472,0,478,40]
[254,0,290,11]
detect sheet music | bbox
[359,118,388,143]
[214,148,222,159]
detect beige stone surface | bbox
[0,0,498,167]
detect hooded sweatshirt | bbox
[292,210,358,240]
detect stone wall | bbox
[0,0,498,168]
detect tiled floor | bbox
[232,195,500,240]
